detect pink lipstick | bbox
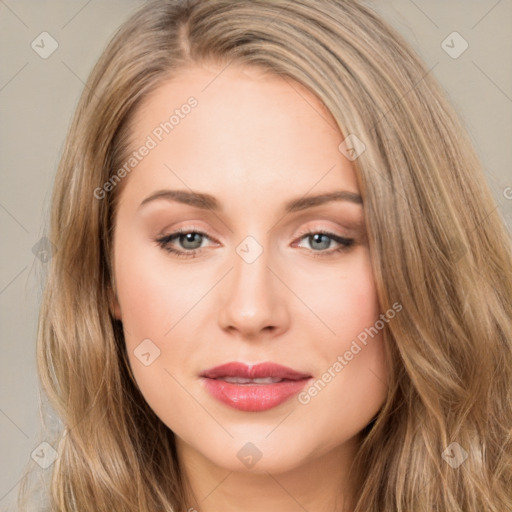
[200,362,311,412]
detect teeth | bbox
[220,376,283,384]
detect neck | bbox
[176,434,361,512]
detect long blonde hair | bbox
[17,1,512,510]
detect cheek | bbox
[301,249,381,356]
[113,232,192,339]
[297,251,388,417]
[336,255,387,383]
[112,230,213,404]
[113,244,200,423]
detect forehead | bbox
[118,64,360,213]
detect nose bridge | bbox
[217,233,287,336]
[234,236,271,296]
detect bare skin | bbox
[110,63,388,512]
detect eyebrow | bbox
[138,189,363,213]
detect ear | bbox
[108,283,122,321]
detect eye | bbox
[155,228,356,259]
[293,229,355,258]
[155,228,214,259]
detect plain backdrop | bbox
[1,0,511,509]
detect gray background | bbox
[1,0,511,508]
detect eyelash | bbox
[155,227,355,260]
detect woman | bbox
[18,0,512,511]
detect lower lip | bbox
[202,378,310,412]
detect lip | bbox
[200,362,312,412]
[201,362,310,381]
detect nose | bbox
[217,243,289,339]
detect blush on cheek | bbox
[324,268,380,343]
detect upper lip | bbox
[200,362,311,381]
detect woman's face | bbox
[111,63,389,475]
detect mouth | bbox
[200,362,312,412]
[200,361,311,381]
[214,376,288,384]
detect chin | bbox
[212,447,307,475]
